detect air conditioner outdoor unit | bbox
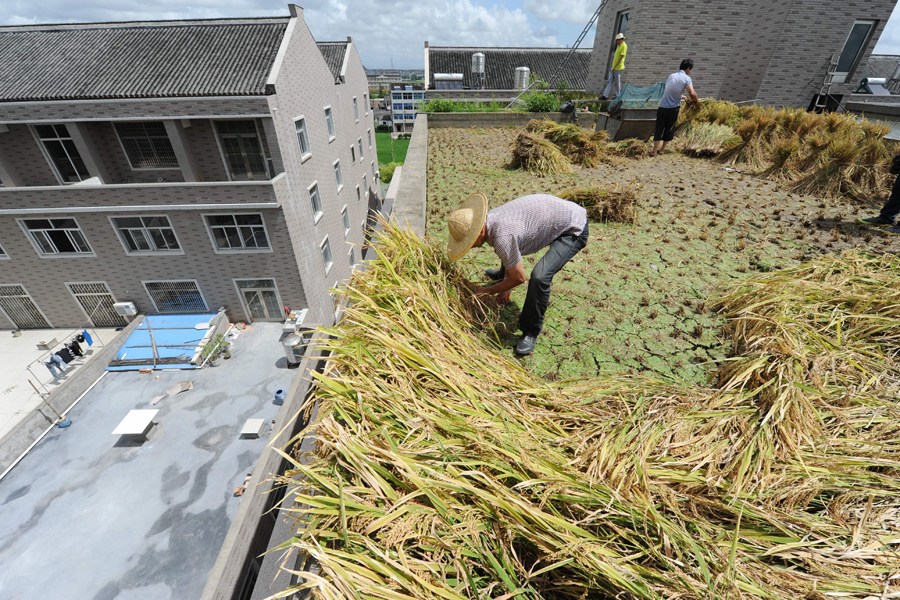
[113,301,138,316]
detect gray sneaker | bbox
[515,334,538,355]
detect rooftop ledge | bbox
[0,172,286,214]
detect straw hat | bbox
[615,32,625,40]
[447,192,488,261]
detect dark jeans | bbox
[880,173,900,220]
[654,106,680,142]
[519,221,589,336]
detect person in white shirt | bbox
[650,59,700,157]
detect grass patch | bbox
[376,131,410,165]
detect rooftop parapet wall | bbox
[0,96,273,123]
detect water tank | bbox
[514,67,531,91]
[472,52,485,74]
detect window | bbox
[294,117,311,158]
[356,185,361,202]
[358,137,364,159]
[363,93,369,115]
[309,182,323,222]
[114,122,178,169]
[371,161,377,179]
[607,11,630,72]
[67,282,126,328]
[205,214,270,251]
[216,120,269,180]
[350,145,356,163]
[0,241,6,259]
[144,280,207,313]
[333,159,343,191]
[362,174,368,194]
[341,205,350,236]
[834,20,876,83]
[349,247,356,267]
[34,124,89,183]
[367,129,373,148]
[20,218,92,256]
[324,107,335,141]
[353,96,360,122]
[112,215,180,254]
[320,236,333,274]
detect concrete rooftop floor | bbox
[0,322,295,600]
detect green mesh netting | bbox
[610,82,665,111]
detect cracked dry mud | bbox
[426,127,898,384]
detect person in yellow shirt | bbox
[600,33,627,100]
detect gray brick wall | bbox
[0,97,272,123]
[587,0,898,108]
[266,20,376,327]
[0,124,58,186]
[0,207,306,327]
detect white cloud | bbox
[522,0,595,25]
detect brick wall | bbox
[0,124,57,186]
[0,206,306,327]
[587,0,898,108]
[0,97,272,123]
[266,17,377,327]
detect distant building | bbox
[587,0,900,108]
[425,43,592,95]
[390,85,426,133]
[0,5,379,330]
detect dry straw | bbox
[273,225,900,600]
[557,184,639,223]
[680,100,896,201]
[510,131,572,176]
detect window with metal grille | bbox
[295,117,311,157]
[144,280,207,313]
[0,284,49,328]
[341,205,350,236]
[320,236,333,274]
[67,282,126,327]
[333,160,343,190]
[205,214,270,251]
[309,183,323,221]
[114,122,178,169]
[21,218,92,255]
[34,124,89,183]
[325,107,335,140]
[111,215,180,253]
[216,120,269,181]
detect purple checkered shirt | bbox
[485,194,587,269]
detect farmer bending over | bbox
[447,193,589,355]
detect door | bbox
[67,282,127,328]
[0,284,50,329]
[235,279,282,321]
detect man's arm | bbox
[475,262,527,296]
[685,84,699,106]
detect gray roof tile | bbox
[0,18,289,102]
[427,46,592,90]
[317,42,348,82]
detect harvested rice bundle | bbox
[608,138,650,158]
[524,119,609,167]
[557,184,639,223]
[676,122,740,157]
[275,226,900,600]
[510,131,572,176]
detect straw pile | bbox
[680,100,896,201]
[514,120,609,170]
[510,131,573,176]
[275,226,900,599]
[675,122,740,157]
[557,184,639,223]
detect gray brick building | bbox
[587,0,899,108]
[0,5,379,329]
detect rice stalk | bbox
[510,132,572,176]
[556,184,640,223]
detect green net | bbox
[610,82,665,111]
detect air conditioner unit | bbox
[113,301,138,316]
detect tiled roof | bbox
[861,54,900,80]
[427,46,592,90]
[0,18,289,102]
[317,42,348,82]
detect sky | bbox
[3,0,900,69]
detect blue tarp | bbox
[107,313,219,371]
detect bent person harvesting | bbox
[650,58,699,157]
[447,192,589,356]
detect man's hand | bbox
[497,290,511,304]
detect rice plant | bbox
[272,226,900,600]
[675,122,741,157]
[510,131,573,176]
[557,184,640,223]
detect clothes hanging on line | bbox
[56,348,74,364]
[67,340,83,357]
[45,360,63,382]
[81,330,93,346]
[50,353,66,368]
